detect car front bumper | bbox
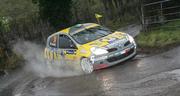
[91,44,137,70]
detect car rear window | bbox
[49,35,58,48]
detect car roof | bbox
[50,23,99,37]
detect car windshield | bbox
[71,26,113,44]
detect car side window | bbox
[59,35,76,49]
[49,35,58,48]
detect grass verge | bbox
[136,20,180,53]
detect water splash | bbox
[13,41,84,78]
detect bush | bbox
[0,48,22,70]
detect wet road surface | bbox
[0,46,180,96]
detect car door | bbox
[58,34,78,62]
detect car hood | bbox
[82,32,127,49]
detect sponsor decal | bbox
[66,50,76,54]
[80,49,87,54]
[90,55,108,63]
[89,42,102,46]
[106,38,127,48]
[108,38,118,44]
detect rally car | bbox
[44,23,137,73]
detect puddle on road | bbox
[135,54,149,59]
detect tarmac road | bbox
[0,46,180,96]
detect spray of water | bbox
[13,41,84,78]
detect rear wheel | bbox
[80,58,93,74]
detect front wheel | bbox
[80,58,94,74]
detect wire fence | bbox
[141,0,180,30]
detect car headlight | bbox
[90,47,108,55]
[127,34,135,43]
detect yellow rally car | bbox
[44,23,137,73]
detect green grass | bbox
[136,20,180,48]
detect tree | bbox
[36,0,72,30]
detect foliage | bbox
[136,20,180,48]
[0,0,38,20]
[71,0,141,29]
[0,17,10,32]
[0,48,23,70]
[0,0,55,71]
[35,0,72,29]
